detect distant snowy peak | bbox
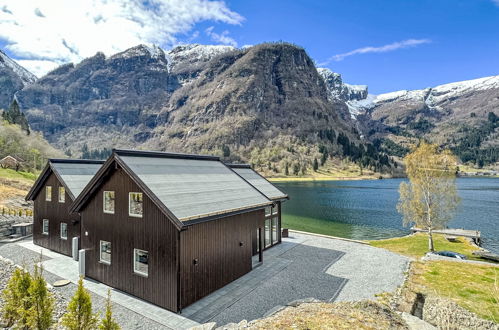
[317,68,368,102]
[0,50,37,83]
[110,44,166,60]
[374,75,499,105]
[166,44,235,71]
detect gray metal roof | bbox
[119,155,272,221]
[51,162,103,199]
[231,167,288,200]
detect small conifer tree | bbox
[313,158,319,171]
[1,267,31,327]
[27,262,54,330]
[99,289,120,330]
[62,277,99,330]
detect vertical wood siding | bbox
[180,209,264,308]
[33,172,80,256]
[80,168,179,312]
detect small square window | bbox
[60,222,67,240]
[45,186,52,202]
[103,191,115,214]
[129,192,143,217]
[100,241,111,265]
[42,219,49,235]
[134,249,148,276]
[59,186,65,203]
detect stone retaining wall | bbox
[0,215,33,238]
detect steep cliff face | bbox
[17,45,178,148]
[16,43,378,173]
[148,43,357,160]
[0,50,36,110]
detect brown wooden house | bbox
[70,150,274,312]
[0,155,24,171]
[25,159,104,256]
[228,164,288,253]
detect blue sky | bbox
[1,0,498,93]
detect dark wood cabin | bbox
[70,150,274,312]
[25,159,104,256]
[228,164,289,254]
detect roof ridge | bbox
[113,149,220,161]
[49,158,105,164]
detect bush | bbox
[1,266,32,327]
[27,263,54,330]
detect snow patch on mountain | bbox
[167,44,235,71]
[0,50,37,83]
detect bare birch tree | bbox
[397,142,460,251]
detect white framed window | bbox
[59,186,65,203]
[60,222,67,240]
[103,191,115,214]
[42,219,49,235]
[45,186,52,202]
[133,249,148,277]
[129,192,143,217]
[100,241,111,265]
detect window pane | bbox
[272,217,278,243]
[129,192,143,217]
[256,229,260,252]
[45,186,52,201]
[100,241,111,264]
[272,204,279,215]
[134,249,148,276]
[103,191,115,214]
[265,206,271,216]
[59,187,65,203]
[60,223,67,239]
[265,219,271,247]
[42,219,49,234]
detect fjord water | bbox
[275,178,499,254]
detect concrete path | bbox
[9,240,200,330]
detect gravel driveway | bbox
[183,231,409,326]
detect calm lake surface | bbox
[275,178,499,254]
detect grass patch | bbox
[368,233,489,262]
[409,261,499,322]
[0,168,37,181]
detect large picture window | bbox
[42,219,49,235]
[58,186,65,203]
[129,192,143,217]
[265,219,271,248]
[60,222,67,240]
[134,249,148,276]
[103,191,115,214]
[45,186,52,202]
[100,241,111,265]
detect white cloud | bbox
[321,39,431,64]
[205,26,238,47]
[0,0,244,77]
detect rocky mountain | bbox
[0,50,37,110]
[15,43,392,175]
[354,76,499,166]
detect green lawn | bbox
[0,168,37,181]
[368,233,493,262]
[411,260,499,322]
